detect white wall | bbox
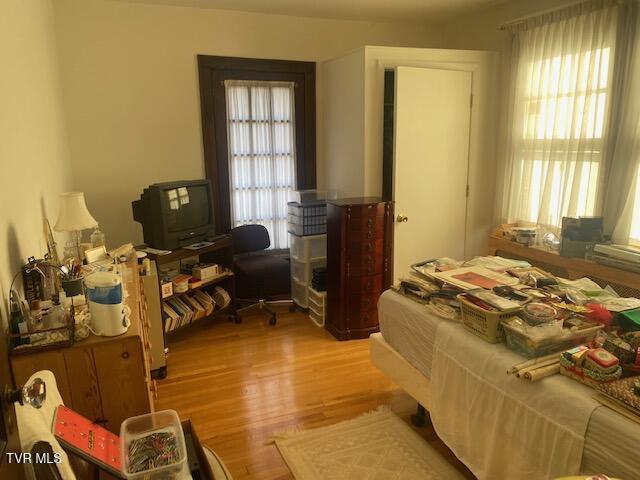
[0,0,73,328]
[0,1,72,440]
[438,0,580,52]
[53,0,444,246]
[322,49,367,197]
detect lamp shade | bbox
[54,192,98,232]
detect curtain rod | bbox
[498,0,623,30]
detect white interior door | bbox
[393,66,472,280]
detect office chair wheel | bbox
[269,315,277,326]
[288,304,296,312]
[233,314,242,324]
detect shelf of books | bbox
[162,272,234,333]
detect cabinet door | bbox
[63,347,103,423]
[393,67,471,281]
[93,338,150,433]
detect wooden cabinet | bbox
[11,263,154,434]
[326,198,393,340]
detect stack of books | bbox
[162,290,215,332]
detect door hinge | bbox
[470,93,473,108]
[466,185,470,197]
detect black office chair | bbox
[230,224,292,325]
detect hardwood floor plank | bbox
[156,311,475,479]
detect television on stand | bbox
[132,179,216,250]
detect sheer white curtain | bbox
[499,0,621,231]
[602,3,640,244]
[225,80,296,249]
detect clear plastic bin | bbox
[309,308,324,327]
[120,410,187,479]
[291,278,308,308]
[289,234,326,261]
[502,319,602,359]
[308,287,326,307]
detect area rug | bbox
[272,406,465,479]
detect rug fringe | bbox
[265,404,391,445]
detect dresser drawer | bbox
[347,292,381,313]
[347,214,385,231]
[346,238,384,255]
[347,253,384,276]
[345,203,387,219]
[346,304,379,329]
[347,274,384,294]
[347,223,385,242]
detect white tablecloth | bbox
[429,320,599,479]
[378,291,640,479]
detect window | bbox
[511,48,611,227]
[197,55,316,248]
[225,81,296,249]
[502,4,618,231]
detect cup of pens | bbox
[61,277,84,297]
[120,410,188,479]
[61,259,84,297]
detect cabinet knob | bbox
[396,214,409,223]
[121,351,130,360]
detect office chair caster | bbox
[269,315,277,326]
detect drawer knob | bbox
[121,351,130,360]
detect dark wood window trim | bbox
[197,55,316,233]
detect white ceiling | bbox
[111,0,505,24]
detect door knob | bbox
[396,214,409,223]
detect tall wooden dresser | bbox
[326,198,393,340]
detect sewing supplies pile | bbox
[396,255,640,417]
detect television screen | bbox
[132,179,216,249]
[163,185,211,232]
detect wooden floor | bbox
[156,310,475,480]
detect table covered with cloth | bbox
[378,290,640,480]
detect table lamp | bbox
[54,192,98,260]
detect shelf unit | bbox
[289,233,326,309]
[141,236,238,377]
[161,271,234,302]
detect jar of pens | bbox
[8,258,82,355]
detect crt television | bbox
[132,179,215,249]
